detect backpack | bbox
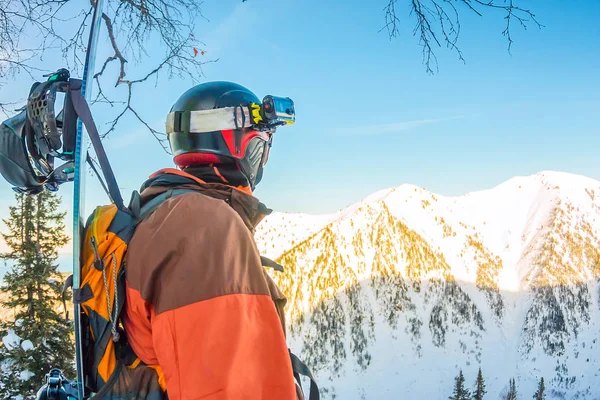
[69,186,320,399]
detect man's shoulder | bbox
[136,189,244,236]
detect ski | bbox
[72,0,107,398]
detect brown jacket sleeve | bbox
[123,192,297,400]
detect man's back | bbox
[123,173,297,399]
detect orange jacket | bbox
[123,169,297,399]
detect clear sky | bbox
[0,0,599,235]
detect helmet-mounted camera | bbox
[255,95,295,128]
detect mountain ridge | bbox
[255,170,600,399]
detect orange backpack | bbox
[74,194,171,398]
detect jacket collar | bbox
[140,168,272,232]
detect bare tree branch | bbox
[0,99,22,116]
[0,0,215,149]
[380,0,401,39]
[382,0,543,74]
[90,9,217,153]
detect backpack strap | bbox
[260,256,284,272]
[69,79,126,211]
[135,189,200,225]
[290,351,320,400]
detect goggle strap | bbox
[166,106,255,134]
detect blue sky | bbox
[0,0,599,228]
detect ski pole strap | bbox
[69,78,126,211]
[289,351,320,400]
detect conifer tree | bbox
[505,377,518,400]
[0,191,73,398]
[533,377,546,400]
[449,369,471,400]
[473,367,486,400]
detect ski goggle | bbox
[165,95,295,135]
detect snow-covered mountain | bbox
[255,171,600,400]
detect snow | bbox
[2,328,21,351]
[18,370,34,381]
[2,326,35,355]
[255,212,333,260]
[255,170,600,400]
[260,170,600,292]
[255,188,398,260]
[20,340,34,351]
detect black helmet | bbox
[167,81,274,190]
[0,75,73,195]
[0,111,47,193]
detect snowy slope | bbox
[255,187,395,260]
[255,171,600,400]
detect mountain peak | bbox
[255,171,600,399]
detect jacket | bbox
[122,168,297,399]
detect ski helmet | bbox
[0,76,72,195]
[167,81,274,190]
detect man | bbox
[123,81,303,399]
